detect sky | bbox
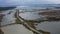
[0,0,60,6]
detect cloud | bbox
[0,0,60,6]
[45,0,60,4]
[6,0,60,3]
[1,0,60,4]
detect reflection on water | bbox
[36,21,60,34]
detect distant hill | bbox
[0,7,16,11]
[18,4,60,7]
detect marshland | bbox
[0,6,60,34]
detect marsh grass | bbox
[38,30,50,34]
[47,17,60,21]
[0,14,4,34]
[0,29,4,34]
[0,14,5,22]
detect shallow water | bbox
[1,10,16,26]
[19,10,60,34]
[1,9,37,34]
[36,21,60,34]
[1,24,33,34]
[19,12,42,20]
[1,7,60,34]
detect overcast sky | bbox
[0,0,60,6]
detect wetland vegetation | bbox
[0,6,60,34]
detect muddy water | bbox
[1,10,16,26]
[1,8,60,34]
[1,9,34,34]
[1,24,33,34]
[19,12,45,21]
[19,11,60,34]
[36,21,60,34]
